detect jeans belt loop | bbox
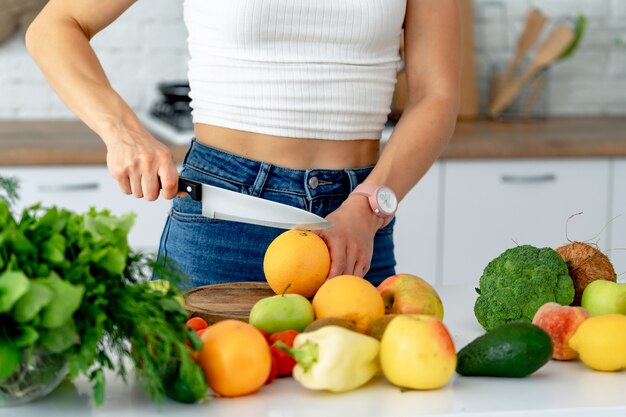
[345,169,359,192]
[250,162,271,197]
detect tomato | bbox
[265,354,278,385]
[198,320,271,397]
[186,317,209,332]
[269,330,299,376]
[256,327,271,344]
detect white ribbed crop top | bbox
[183,0,406,140]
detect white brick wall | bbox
[0,0,188,120]
[0,0,624,119]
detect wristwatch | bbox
[351,183,398,227]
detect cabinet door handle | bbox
[500,173,557,184]
[38,182,100,192]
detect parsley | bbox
[0,176,206,405]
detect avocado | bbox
[456,322,552,377]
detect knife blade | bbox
[176,176,333,230]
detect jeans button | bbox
[308,176,319,189]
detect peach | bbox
[377,273,444,319]
[532,302,590,360]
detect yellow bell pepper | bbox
[277,325,380,392]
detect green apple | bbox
[581,280,626,316]
[249,294,314,334]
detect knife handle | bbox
[177,176,203,201]
[159,175,203,201]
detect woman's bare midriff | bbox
[194,124,380,170]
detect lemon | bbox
[568,314,626,372]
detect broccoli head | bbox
[474,244,574,330]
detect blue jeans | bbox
[155,139,396,289]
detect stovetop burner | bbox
[149,82,193,131]
[150,100,193,131]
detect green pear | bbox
[249,293,314,334]
[581,280,626,316]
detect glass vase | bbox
[0,348,68,407]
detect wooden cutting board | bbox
[185,282,276,324]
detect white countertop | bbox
[2,286,626,417]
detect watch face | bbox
[376,187,398,215]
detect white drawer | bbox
[0,166,171,252]
[394,163,441,285]
[441,159,611,285]
[609,159,626,279]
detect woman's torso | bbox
[184,0,406,169]
[194,124,380,170]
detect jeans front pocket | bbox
[157,167,286,288]
[159,212,284,289]
[171,195,215,223]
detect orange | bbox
[312,275,385,333]
[198,320,271,397]
[263,230,330,298]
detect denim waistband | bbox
[183,138,375,199]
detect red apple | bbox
[532,302,590,361]
[377,273,444,319]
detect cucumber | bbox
[456,322,552,377]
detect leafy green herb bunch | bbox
[0,177,205,405]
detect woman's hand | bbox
[104,127,179,201]
[315,195,384,278]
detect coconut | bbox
[555,241,616,306]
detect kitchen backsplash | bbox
[474,0,626,116]
[0,0,624,119]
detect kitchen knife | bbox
[175,176,333,230]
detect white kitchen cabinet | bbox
[393,162,441,285]
[440,159,611,286]
[609,159,626,279]
[0,166,171,253]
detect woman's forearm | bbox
[367,94,459,201]
[365,0,461,202]
[25,1,179,201]
[25,9,143,144]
